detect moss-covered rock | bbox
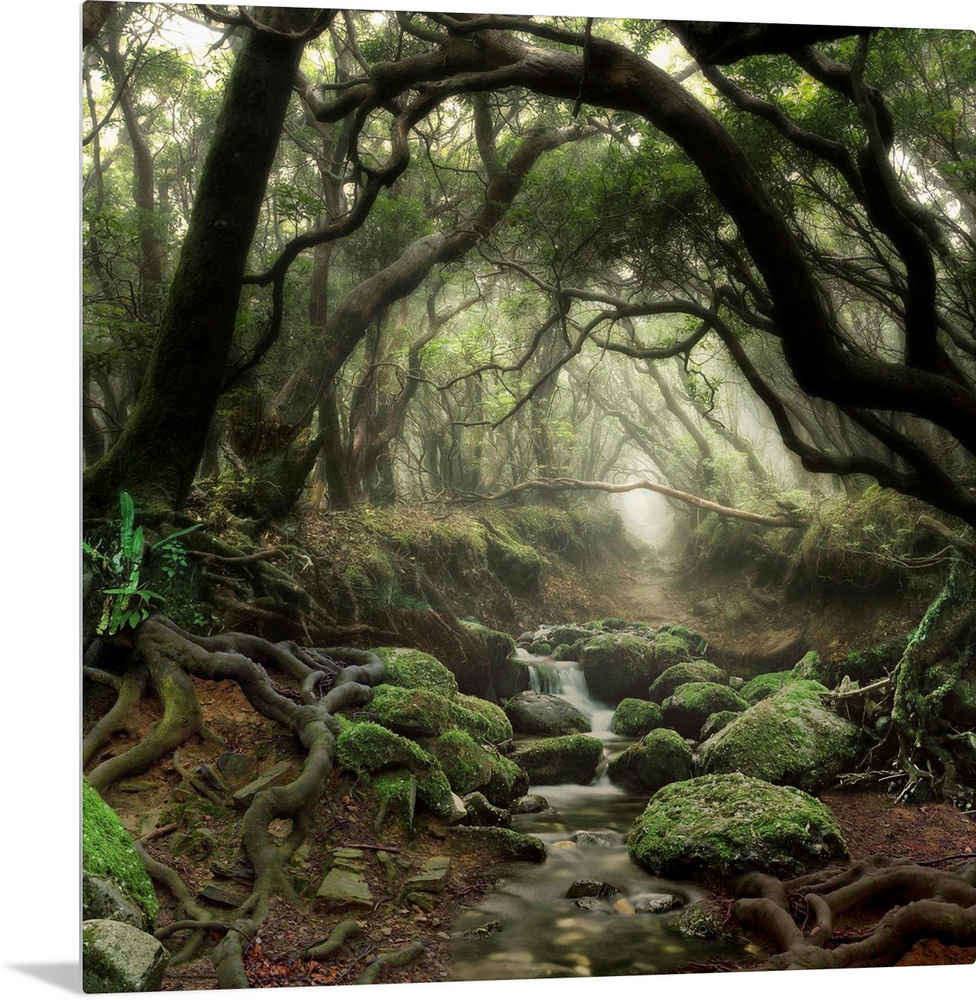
[699,710,740,742]
[424,729,494,796]
[365,684,459,737]
[791,650,824,682]
[649,661,728,703]
[82,779,158,932]
[504,691,592,737]
[698,680,865,790]
[739,671,793,703]
[448,825,548,862]
[662,682,749,740]
[651,632,695,672]
[335,722,456,817]
[628,773,848,878]
[480,750,530,807]
[371,647,458,698]
[579,632,658,703]
[460,620,518,697]
[456,693,514,745]
[609,698,664,738]
[606,728,694,794]
[482,524,542,593]
[509,734,605,785]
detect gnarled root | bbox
[733,854,976,970]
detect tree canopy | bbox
[79,6,976,542]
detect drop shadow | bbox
[6,962,81,994]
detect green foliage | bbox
[82,778,158,929]
[83,491,201,634]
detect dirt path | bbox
[610,546,933,661]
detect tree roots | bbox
[733,854,976,970]
[85,612,386,988]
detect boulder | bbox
[365,684,458,737]
[698,680,865,790]
[699,710,740,741]
[739,670,793,703]
[606,728,694,794]
[480,752,530,807]
[423,728,495,795]
[662,682,749,739]
[579,633,658,703]
[628,773,848,879]
[335,722,456,817]
[448,826,548,862]
[82,919,169,993]
[652,623,707,669]
[456,693,514,745]
[504,691,592,736]
[371,647,458,697]
[649,661,728,703]
[460,792,511,827]
[459,621,517,698]
[82,779,158,933]
[609,697,664,738]
[509,734,605,785]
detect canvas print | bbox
[81,3,976,993]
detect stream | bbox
[450,652,749,981]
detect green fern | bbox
[84,491,202,635]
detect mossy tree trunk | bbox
[83,11,324,516]
[890,557,976,799]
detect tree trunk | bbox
[83,13,318,516]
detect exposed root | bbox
[299,918,363,960]
[356,940,426,984]
[733,854,976,970]
[90,613,387,988]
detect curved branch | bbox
[471,476,805,528]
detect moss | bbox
[662,682,749,739]
[481,523,542,593]
[606,727,694,794]
[700,710,740,741]
[649,661,727,702]
[455,693,513,744]
[628,773,848,878]
[698,680,864,790]
[580,632,658,702]
[651,632,695,671]
[448,825,548,862]
[609,698,664,738]
[826,637,907,687]
[509,733,604,785]
[371,647,458,698]
[739,671,793,704]
[461,621,517,671]
[82,778,158,930]
[425,729,494,795]
[671,901,731,940]
[791,650,824,682]
[366,684,459,737]
[335,723,455,817]
[480,751,530,806]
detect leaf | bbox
[150,522,203,549]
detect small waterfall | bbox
[515,650,614,738]
[450,643,749,981]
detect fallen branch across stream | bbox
[468,477,807,528]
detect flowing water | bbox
[450,652,748,981]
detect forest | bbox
[77,4,976,993]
